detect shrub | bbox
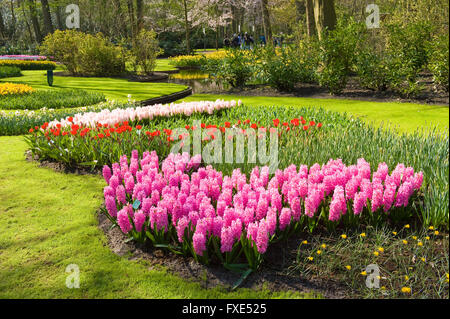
[0,66,22,79]
[130,29,163,75]
[0,89,105,110]
[0,60,56,70]
[206,49,254,88]
[40,30,126,76]
[40,30,82,74]
[170,55,207,68]
[383,21,434,97]
[316,19,366,94]
[428,33,449,92]
[355,50,390,91]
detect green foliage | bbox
[260,46,305,92]
[383,21,434,97]
[206,49,253,88]
[428,33,449,92]
[40,30,126,76]
[355,50,390,91]
[0,66,22,79]
[0,89,105,111]
[316,19,366,94]
[130,30,163,75]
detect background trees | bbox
[0,0,447,55]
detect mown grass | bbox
[1,68,186,102]
[0,135,316,299]
[184,94,449,135]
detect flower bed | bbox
[0,60,56,70]
[0,89,105,111]
[101,151,423,271]
[0,55,48,61]
[0,83,34,96]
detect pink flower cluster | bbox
[103,153,423,258]
[0,55,47,60]
[49,100,241,129]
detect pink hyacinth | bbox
[279,208,291,231]
[193,231,207,256]
[105,195,117,218]
[256,220,269,254]
[117,208,132,234]
[329,186,346,221]
[134,211,146,232]
[102,165,112,184]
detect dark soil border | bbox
[139,87,193,106]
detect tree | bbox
[40,0,54,35]
[305,0,316,37]
[313,0,336,39]
[27,0,42,43]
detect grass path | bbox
[184,94,449,134]
[1,69,186,102]
[0,136,313,299]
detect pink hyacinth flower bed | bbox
[48,99,241,129]
[0,55,48,61]
[102,151,423,270]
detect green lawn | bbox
[184,94,449,135]
[0,136,315,299]
[1,69,186,102]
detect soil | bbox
[97,210,347,298]
[205,73,449,106]
[53,71,171,82]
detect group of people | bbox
[224,33,256,50]
[223,32,284,50]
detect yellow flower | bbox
[321,244,327,249]
[417,241,423,247]
[405,275,409,281]
[302,240,308,245]
[446,273,449,283]
[378,247,384,252]
[361,271,367,276]
[341,234,347,239]
[360,232,366,237]
[428,226,434,230]
[434,230,439,235]
[421,257,426,262]
[316,250,322,255]
[402,240,408,245]
[404,224,410,229]
[0,83,34,96]
[373,251,379,256]
[401,287,411,294]
[425,236,430,240]
[345,265,351,270]
[392,231,397,236]
[307,256,314,261]
[381,286,386,290]
[412,236,417,240]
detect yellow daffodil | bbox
[321,244,327,249]
[421,257,426,262]
[360,232,366,237]
[417,241,423,247]
[412,236,417,240]
[345,265,351,270]
[341,234,347,239]
[405,275,409,281]
[373,251,379,256]
[401,287,411,294]
[392,231,397,236]
[434,231,439,235]
[378,247,384,252]
[429,226,434,230]
[302,240,308,245]
[361,271,367,276]
[425,236,430,240]
[316,250,322,255]
[307,256,314,261]
[0,83,34,96]
[404,224,410,229]
[402,240,408,245]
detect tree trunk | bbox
[21,1,35,43]
[10,0,17,38]
[0,9,6,39]
[127,0,136,39]
[27,0,42,43]
[40,0,54,35]
[305,0,316,37]
[261,0,272,44]
[182,0,190,53]
[136,0,144,33]
[313,0,336,40]
[55,5,64,30]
